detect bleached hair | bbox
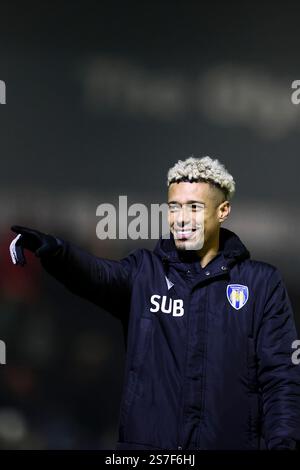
[167,156,235,200]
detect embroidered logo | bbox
[226,284,249,310]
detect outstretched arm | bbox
[10,225,140,319]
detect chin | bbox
[174,239,203,251]
[174,241,186,251]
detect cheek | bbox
[202,213,209,225]
[193,212,204,227]
[203,213,216,229]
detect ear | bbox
[218,201,231,224]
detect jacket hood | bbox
[153,227,250,270]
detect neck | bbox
[197,230,220,268]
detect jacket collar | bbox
[153,227,250,271]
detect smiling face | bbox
[168,181,231,252]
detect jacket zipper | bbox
[176,270,229,449]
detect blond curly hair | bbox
[167,155,235,200]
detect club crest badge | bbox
[226,284,249,310]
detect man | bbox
[9,156,300,450]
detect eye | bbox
[168,204,180,212]
[191,203,204,212]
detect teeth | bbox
[175,229,195,232]
[176,230,193,236]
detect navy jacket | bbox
[41,227,300,450]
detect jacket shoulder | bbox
[121,247,155,271]
[242,258,283,282]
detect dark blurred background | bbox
[0,0,299,449]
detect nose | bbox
[175,206,191,227]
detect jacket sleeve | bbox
[40,239,141,320]
[257,268,300,450]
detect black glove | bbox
[10,225,62,266]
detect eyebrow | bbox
[168,200,205,205]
